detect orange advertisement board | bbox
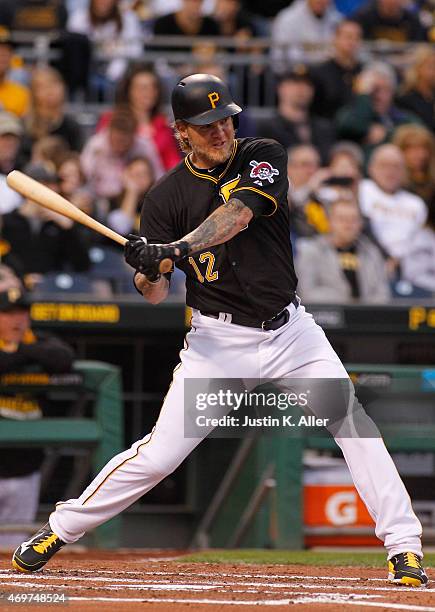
[304,485,375,527]
[304,484,379,547]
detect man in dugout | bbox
[0,281,73,546]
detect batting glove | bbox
[124,234,189,280]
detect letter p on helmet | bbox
[208,92,220,109]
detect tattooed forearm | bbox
[182,198,253,255]
[134,273,169,305]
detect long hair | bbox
[115,62,162,118]
[172,120,191,155]
[89,0,122,32]
[392,123,435,203]
[400,44,435,94]
[26,66,66,139]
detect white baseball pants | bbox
[50,302,422,558]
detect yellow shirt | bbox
[0,79,30,117]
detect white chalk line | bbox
[59,595,435,610]
[0,577,431,594]
[64,596,306,606]
[294,597,435,611]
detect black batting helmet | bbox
[171,74,242,126]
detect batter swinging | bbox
[12,74,427,586]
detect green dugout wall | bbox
[0,361,124,548]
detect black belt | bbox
[200,296,298,330]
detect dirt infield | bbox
[0,551,433,611]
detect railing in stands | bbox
[9,31,421,106]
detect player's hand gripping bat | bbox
[124,235,188,280]
[6,170,175,275]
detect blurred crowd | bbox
[0,0,434,302]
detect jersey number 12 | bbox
[188,252,219,283]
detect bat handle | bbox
[159,258,173,274]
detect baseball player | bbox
[12,74,427,586]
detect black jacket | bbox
[352,1,428,41]
[2,210,90,275]
[0,331,74,478]
[256,114,335,164]
[311,58,363,119]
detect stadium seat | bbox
[89,246,134,293]
[33,272,94,294]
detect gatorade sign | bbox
[325,491,357,525]
[304,485,374,526]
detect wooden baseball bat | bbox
[6,170,173,274]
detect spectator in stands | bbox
[58,152,93,215]
[0,112,24,215]
[153,0,220,37]
[401,194,435,295]
[287,144,324,208]
[256,67,336,163]
[237,1,290,36]
[0,27,29,118]
[212,0,267,109]
[392,124,435,206]
[31,135,70,170]
[81,108,163,199]
[151,3,220,77]
[287,143,331,237]
[97,63,180,171]
[0,111,23,176]
[20,67,84,164]
[106,156,155,237]
[272,0,342,53]
[311,20,363,119]
[1,163,90,282]
[326,141,363,197]
[0,282,74,547]
[359,144,427,264]
[213,0,256,37]
[290,141,364,236]
[0,1,90,97]
[0,264,21,292]
[396,45,435,132]
[336,62,420,153]
[68,0,142,87]
[301,141,363,231]
[418,0,435,35]
[352,0,429,42]
[296,196,390,303]
[0,233,23,283]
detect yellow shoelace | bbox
[33,533,59,554]
[404,552,421,569]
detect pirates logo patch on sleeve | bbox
[249,160,279,185]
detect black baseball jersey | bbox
[140,137,298,325]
